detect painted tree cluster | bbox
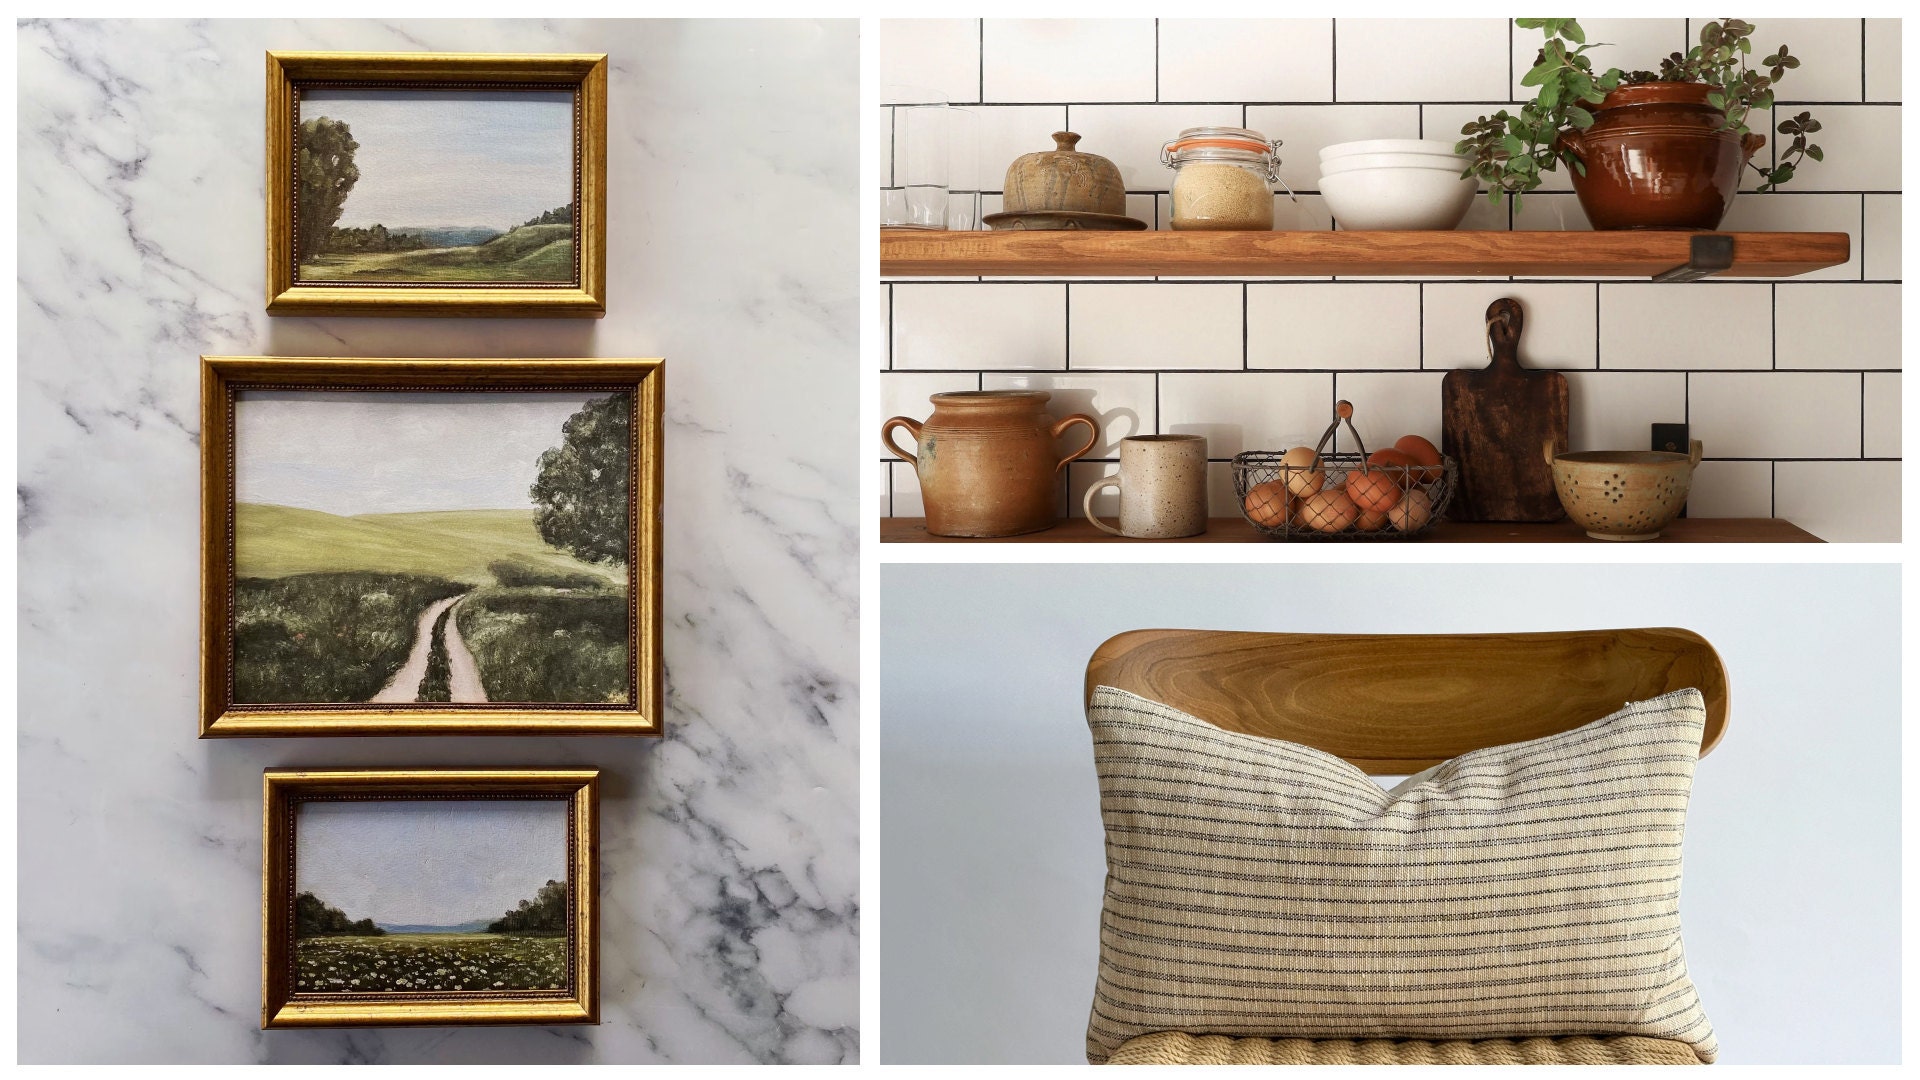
[530,394,631,566]
[298,117,361,262]
[487,878,568,935]
[293,890,386,938]
[521,203,574,227]
[324,223,432,254]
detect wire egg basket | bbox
[1231,400,1456,540]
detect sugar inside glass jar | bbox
[1162,126,1281,230]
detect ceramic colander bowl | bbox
[1546,440,1703,541]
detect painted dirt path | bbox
[369,593,490,703]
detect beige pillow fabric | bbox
[1085,685,1715,1064]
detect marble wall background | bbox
[18,19,858,1064]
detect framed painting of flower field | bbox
[200,356,662,737]
[262,768,598,1028]
[265,52,607,317]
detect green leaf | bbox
[1514,18,1547,29]
[1562,19,1585,44]
[1805,144,1823,162]
[1802,118,1822,132]
[1521,60,1554,87]
[1501,133,1526,158]
[1538,78,1560,110]
[1565,106,1594,128]
[1706,91,1726,110]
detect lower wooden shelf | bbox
[881,516,1822,543]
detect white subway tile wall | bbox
[880,18,1903,540]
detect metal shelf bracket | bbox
[1652,234,1735,283]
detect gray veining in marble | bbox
[17,18,858,1064]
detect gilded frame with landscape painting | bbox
[265,52,607,317]
[262,768,598,1028]
[200,356,662,737]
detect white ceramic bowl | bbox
[1319,138,1463,161]
[1319,152,1468,177]
[1320,166,1477,230]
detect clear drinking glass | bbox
[945,107,980,231]
[883,85,950,230]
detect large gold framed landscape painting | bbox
[265,53,607,317]
[200,357,662,737]
[262,768,598,1028]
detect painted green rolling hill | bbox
[235,504,621,586]
[299,223,573,283]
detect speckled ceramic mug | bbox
[1082,434,1208,539]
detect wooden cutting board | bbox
[1441,298,1569,522]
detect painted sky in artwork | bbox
[302,88,573,229]
[297,799,568,926]
[235,390,603,516]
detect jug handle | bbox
[1542,438,1558,466]
[1687,439,1704,469]
[882,416,922,465]
[1053,414,1099,473]
[1082,476,1124,537]
[1740,132,1767,161]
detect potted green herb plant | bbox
[1458,18,1824,229]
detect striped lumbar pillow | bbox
[1085,684,1715,1065]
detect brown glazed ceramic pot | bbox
[1003,132,1127,216]
[882,390,1099,537]
[1557,82,1768,230]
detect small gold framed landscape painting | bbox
[201,356,662,737]
[262,768,598,1028]
[265,52,607,317]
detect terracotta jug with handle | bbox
[883,390,1099,537]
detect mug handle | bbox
[1082,475,1124,537]
[882,416,922,465]
[1687,439,1703,469]
[1052,414,1099,473]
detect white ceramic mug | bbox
[1082,434,1208,539]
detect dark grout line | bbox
[977,18,985,104]
[1242,284,1250,370]
[1330,20,1338,103]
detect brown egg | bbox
[1389,487,1434,532]
[1301,487,1360,533]
[1395,435,1444,483]
[1346,468,1404,514]
[1355,506,1392,532]
[1243,480,1292,528]
[1278,446,1324,497]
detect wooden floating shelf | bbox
[879,229,1850,280]
[881,517,1823,544]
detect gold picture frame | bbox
[200,356,663,737]
[262,768,599,1028]
[265,52,608,317]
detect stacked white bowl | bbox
[1318,139,1477,230]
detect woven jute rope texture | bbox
[1107,1031,1706,1065]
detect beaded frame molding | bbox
[261,768,599,1028]
[198,356,663,737]
[264,52,607,317]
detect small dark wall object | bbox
[1652,423,1691,454]
[1654,422,1691,517]
[1441,299,1569,522]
